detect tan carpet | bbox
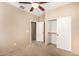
[1,41,76,56]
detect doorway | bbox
[31,21,45,46]
[48,19,57,47]
[31,22,36,41]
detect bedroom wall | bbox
[45,2,79,55]
[38,14,45,22]
[0,2,38,55]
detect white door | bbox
[36,22,44,42]
[57,16,71,51]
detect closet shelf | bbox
[48,32,57,34]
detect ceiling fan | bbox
[19,2,48,12]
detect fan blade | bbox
[20,5,25,9]
[38,6,45,11]
[19,2,31,4]
[30,7,34,12]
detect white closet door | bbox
[57,16,71,51]
[36,22,44,42]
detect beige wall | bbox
[0,2,38,55]
[38,14,45,22]
[45,2,79,55]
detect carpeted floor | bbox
[1,41,76,56]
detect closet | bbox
[47,16,72,51]
[48,19,56,45]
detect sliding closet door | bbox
[36,22,44,42]
[57,16,71,51]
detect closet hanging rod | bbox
[48,32,57,34]
[48,19,56,21]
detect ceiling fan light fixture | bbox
[32,3,39,8]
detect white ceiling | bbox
[7,2,71,16]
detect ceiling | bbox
[7,2,71,16]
